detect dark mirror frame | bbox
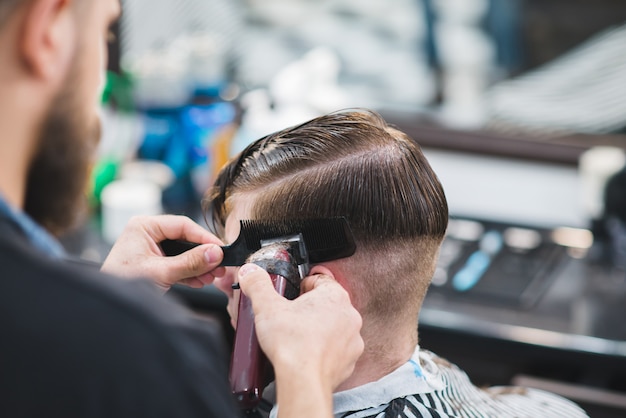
[383,111,626,167]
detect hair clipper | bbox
[230,236,308,411]
[159,217,356,413]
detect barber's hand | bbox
[101,215,226,292]
[238,263,364,392]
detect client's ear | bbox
[309,265,336,281]
[308,264,359,308]
[309,264,353,293]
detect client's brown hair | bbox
[205,109,448,321]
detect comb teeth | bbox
[240,217,356,264]
[159,217,357,266]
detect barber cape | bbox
[266,346,588,418]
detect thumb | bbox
[238,263,281,312]
[158,243,223,284]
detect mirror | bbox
[115,0,626,165]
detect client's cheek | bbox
[229,291,240,329]
[213,267,238,297]
[212,267,241,329]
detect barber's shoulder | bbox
[0,239,236,417]
[1,235,229,372]
[1,233,220,345]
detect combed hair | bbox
[205,109,448,320]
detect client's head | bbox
[206,109,448,333]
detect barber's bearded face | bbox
[23,56,100,237]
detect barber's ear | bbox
[20,0,75,81]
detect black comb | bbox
[160,217,356,266]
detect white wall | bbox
[424,149,586,228]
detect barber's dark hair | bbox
[0,0,89,29]
[206,109,447,246]
[0,0,23,26]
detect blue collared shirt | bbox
[0,193,66,259]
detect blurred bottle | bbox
[433,0,495,129]
[122,32,237,211]
[580,146,626,268]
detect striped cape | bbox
[334,348,588,418]
[266,346,589,418]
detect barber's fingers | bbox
[238,263,281,310]
[130,215,224,246]
[300,273,336,293]
[240,267,352,315]
[178,277,205,288]
[300,274,353,307]
[241,269,345,299]
[153,243,225,286]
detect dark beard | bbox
[23,69,100,237]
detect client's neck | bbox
[334,316,418,392]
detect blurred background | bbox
[66,1,626,416]
[94,0,626,226]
